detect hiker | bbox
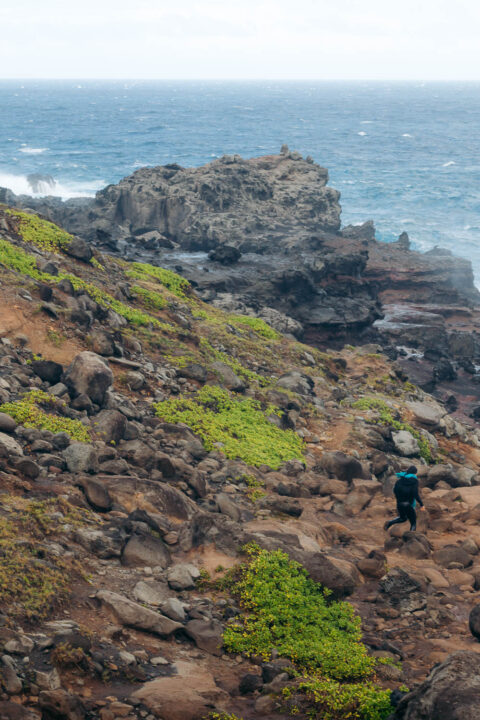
[384,465,424,532]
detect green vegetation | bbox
[229,315,279,340]
[218,545,392,720]
[0,236,47,280]
[5,208,74,252]
[126,261,191,299]
[131,284,167,310]
[154,385,304,468]
[0,495,90,619]
[46,328,66,347]
[242,474,266,502]
[352,396,433,463]
[0,389,91,442]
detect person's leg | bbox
[406,503,417,531]
[384,503,408,530]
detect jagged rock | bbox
[469,604,480,640]
[425,464,459,488]
[379,568,426,613]
[391,651,480,719]
[31,359,63,384]
[38,690,85,720]
[184,618,223,655]
[0,413,17,433]
[93,409,127,444]
[239,673,263,694]
[34,668,61,690]
[295,551,358,598]
[316,451,363,482]
[64,351,113,406]
[120,439,155,470]
[14,457,40,479]
[88,329,115,356]
[1,665,22,694]
[132,661,228,720]
[122,534,171,568]
[208,245,242,264]
[406,400,444,429]
[178,363,208,382]
[392,430,420,457]
[216,492,242,521]
[64,236,93,262]
[0,702,40,720]
[96,590,182,636]
[399,532,432,559]
[63,443,98,474]
[72,527,124,558]
[161,597,186,622]
[0,432,23,457]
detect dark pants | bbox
[386,501,417,530]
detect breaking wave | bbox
[0,171,104,199]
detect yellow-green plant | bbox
[5,208,74,252]
[154,385,304,468]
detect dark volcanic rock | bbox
[208,245,242,265]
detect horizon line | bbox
[2,77,480,83]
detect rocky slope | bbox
[1,206,480,719]
[4,149,480,422]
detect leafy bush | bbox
[126,262,191,299]
[291,677,393,720]
[223,545,374,679]
[132,284,167,310]
[0,389,91,442]
[6,208,74,252]
[154,386,304,468]
[229,315,279,340]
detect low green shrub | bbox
[6,208,74,252]
[0,389,91,442]
[126,262,191,299]
[291,677,393,720]
[154,385,304,468]
[229,315,279,340]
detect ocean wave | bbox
[357,131,367,136]
[442,160,456,167]
[0,171,104,199]
[19,146,48,155]
[402,133,413,138]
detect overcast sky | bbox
[2,0,480,80]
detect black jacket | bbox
[394,473,423,506]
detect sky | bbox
[2,0,480,80]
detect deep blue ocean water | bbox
[2,80,480,280]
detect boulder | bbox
[31,359,63,384]
[0,432,23,457]
[64,351,113,406]
[276,371,314,396]
[392,430,420,457]
[406,401,444,429]
[469,604,480,640]
[296,551,358,598]
[79,477,112,512]
[356,550,386,579]
[208,245,242,264]
[121,534,171,569]
[391,651,480,719]
[210,360,246,391]
[64,236,93,262]
[184,619,224,655]
[63,443,98,474]
[425,464,459,488]
[167,563,199,591]
[133,580,172,607]
[433,544,472,569]
[132,661,228,720]
[216,492,242,522]
[0,413,17,433]
[93,409,127,444]
[379,568,426,612]
[96,590,182,636]
[14,457,40,479]
[316,451,363,483]
[38,690,85,720]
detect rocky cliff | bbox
[6,149,480,420]
[1,205,480,719]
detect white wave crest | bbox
[19,146,48,154]
[402,133,413,138]
[0,171,104,199]
[443,160,456,167]
[357,131,367,136]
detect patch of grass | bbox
[352,396,433,463]
[219,545,392,720]
[0,495,91,620]
[154,385,305,469]
[131,284,167,310]
[0,389,91,442]
[46,328,65,347]
[126,262,191,299]
[90,256,105,271]
[242,474,267,502]
[229,315,279,340]
[5,209,74,252]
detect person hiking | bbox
[384,465,424,532]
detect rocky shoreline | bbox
[3,148,480,423]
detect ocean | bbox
[2,80,480,279]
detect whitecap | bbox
[0,171,104,199]
[19,147,47,155]
[357,131,367,136]
[443,161,456,167]
[360,120,373,124]
[402,133,413,138]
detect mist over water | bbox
[1,80,480,280]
